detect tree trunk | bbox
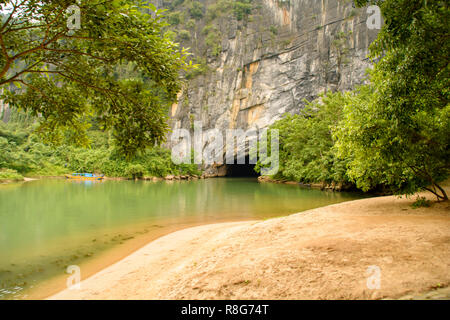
[424,183,448,202]
[434,183,448,201]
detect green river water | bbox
[0,178,366,299]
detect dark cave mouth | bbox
[224,155,259,177]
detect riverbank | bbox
[0,173,203,184]
[49,188,450,300]
[258,175,358,192]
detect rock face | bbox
[166,0,379,174]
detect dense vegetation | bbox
[262,92,350,188]
[0,0,191,157]
[341,0,450,201]
[0,1,201,181]
[0,115,199,181]
[0,0,258,182]
[260,0,449,200]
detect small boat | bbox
[65,173,105,181]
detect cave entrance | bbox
[225,154,259,177]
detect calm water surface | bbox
[0,178,366,299]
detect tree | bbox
[257,92,351,186]
[336,1,449,200]
[188,1,204,20]
[0,0,192,157]
[331,31,352,91]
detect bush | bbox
[185,19,196,30]
[202,24,215,35]
[185,57,210,79]
[205,0,234,21]
[412,196,432,209]
[170,0,185,9]
[234,1,252,21]
[269,25,278,35]
[256,92,351,185]
[125,164,145,179]
[178,29,191,41]
[205,31,222,57]
[167,11,184,26]
[0,169,24,182]
[189,1,204,20]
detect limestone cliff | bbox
[164,0,378,174]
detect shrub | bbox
[412,197,432,209]
[125,164,145,179]
[269,25,278,35]
[167,11,183,26]
[0,169,24,182]
[185,19,196,30]
[185,57,210,79]
[205,31,222,57]
[256,92,351,185]
[178,29,191,41]
[189,1,204,20]
[234,1,252,21]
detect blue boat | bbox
[65,173,104,180]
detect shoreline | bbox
[0,174,203,185]
[2,176,366,300]
[48,190,450,300]
[22,217,259,300]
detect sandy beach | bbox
[49,190,450,300]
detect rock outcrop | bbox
[164,0,379,174]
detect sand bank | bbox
[49,191,450,300]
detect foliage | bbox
[204,0,253,22]
[269,25,278,35]
[206,0,234,21]
[185,19,196,30]
[167,11,184,26]
[160,0,254,78]
[337,0,450,200]
[0,168,23,182]
[0,0,192,157]
[331,31,352,87]
[234,0,253,21]
[170,0,186,10]
[412,196,431,209]
[256,92,351,185]
[189,1,205,20]
[125,164,145,179]
[185,57,209,79]
[178,29,191,41]
[205,30,222,57]
[0,120,200,178]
